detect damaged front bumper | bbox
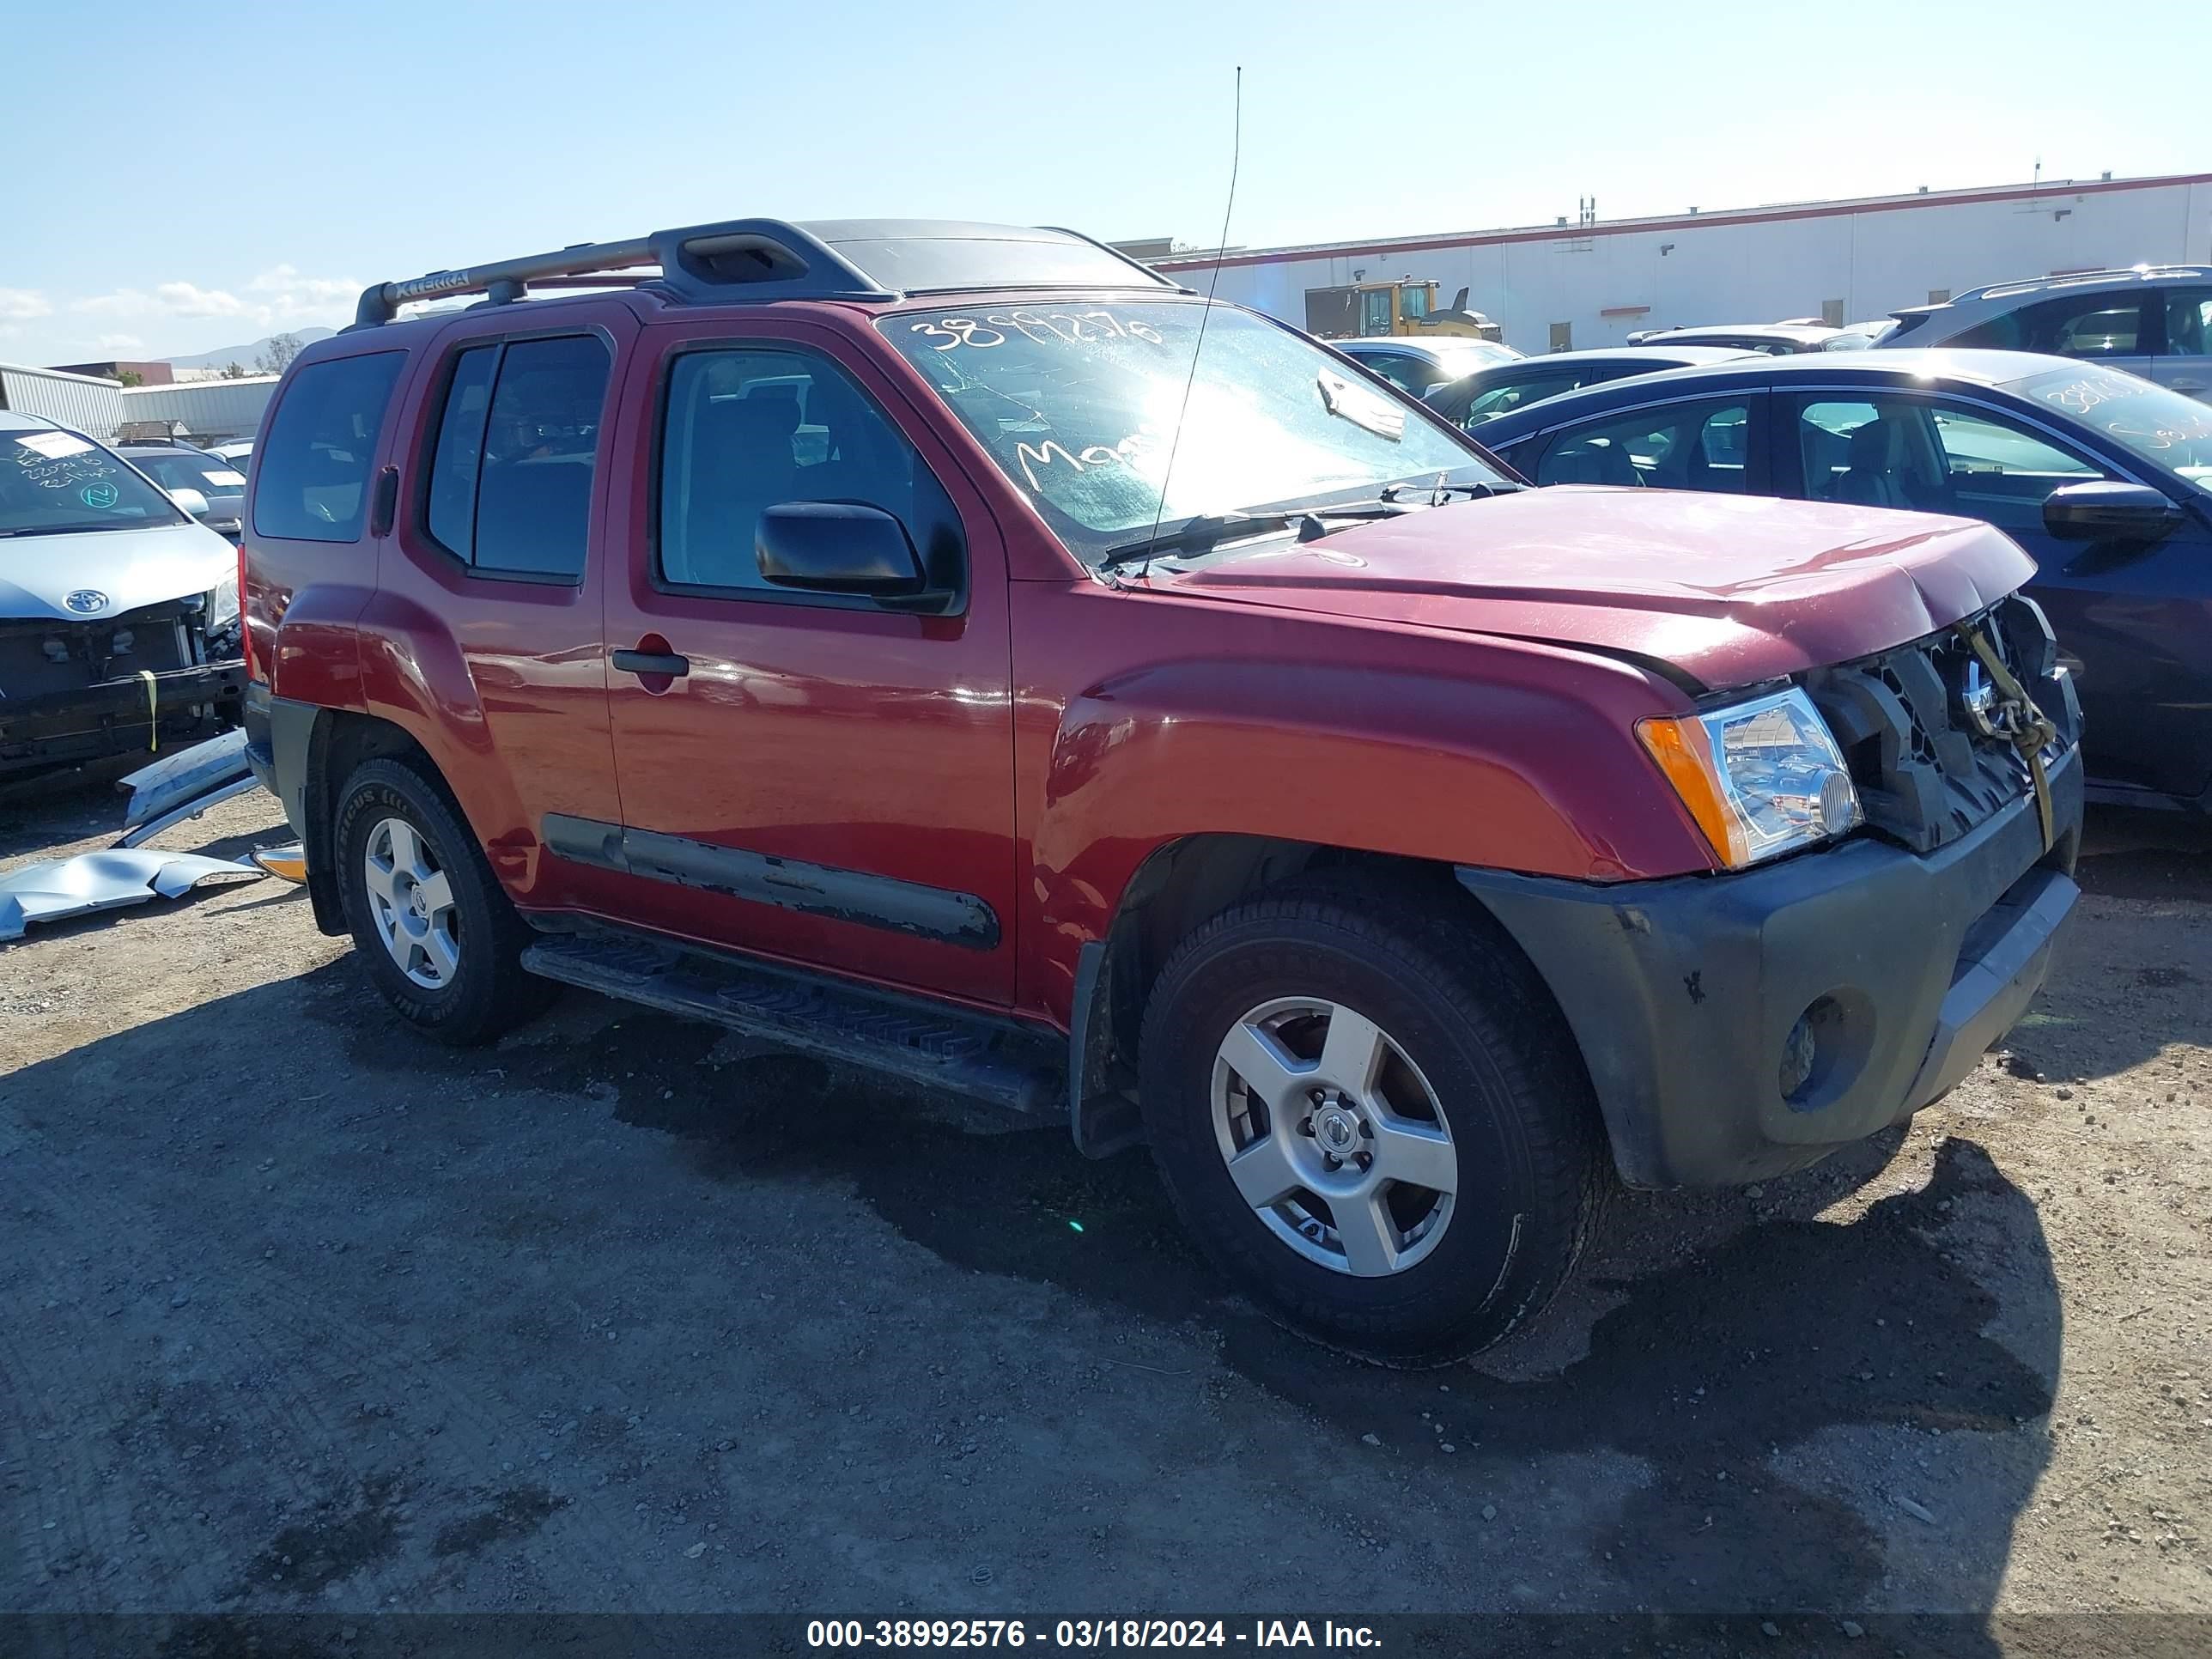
[0,661,244,775]
[0,848,263,943]
[1455,742,2083,1188]
[115,727,258,847]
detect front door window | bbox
[1796,398,2104,530]
[657,349,935,591]
[2154,288,2212,398]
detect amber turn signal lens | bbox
[1636,714,1746,866]
[250,843,308,884]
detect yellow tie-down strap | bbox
[1955,621,2058,854]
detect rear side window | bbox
[1536,398,1752,490]
[422,334,611,580]
[252,352,404,541]
[1957,295,2144,358]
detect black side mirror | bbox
[2042,481,2185,544]
[757,501,926,598]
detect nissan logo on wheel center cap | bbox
[1316,1105,1361,1155]
[64,589,108,615]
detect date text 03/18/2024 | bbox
[805,1619,1383,1648]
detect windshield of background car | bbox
[129,451,248,500]
[1,428,187,537]
[881,301,1502,562]
[2007,366,2212,490]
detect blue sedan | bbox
[1471,349,2212,811]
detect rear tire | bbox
[333,757,553,1047]
[1139,872,1607,1364]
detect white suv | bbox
[1883,265,2212,400]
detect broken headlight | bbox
[1638,687,1863,868]
[201,575,242,659]
[206,574,240,629]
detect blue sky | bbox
[5,0,2203,364]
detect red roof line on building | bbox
[1151,172,2212,273]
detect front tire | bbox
[1139,873,1606,1364]
[333,757,552,1046]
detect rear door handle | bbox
[611,648,690,678]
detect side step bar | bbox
[520,930,1065,1119]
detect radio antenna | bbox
[1137,64,1242,583]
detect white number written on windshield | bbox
[2035,373,2136,418]
[908,311,1169,351]
[2033,373,2212,452]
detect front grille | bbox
[1803,593,2077,854]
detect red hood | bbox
[1158,487,2036,691]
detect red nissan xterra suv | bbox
[242,220,2083,1362]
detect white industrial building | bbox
[1150,171,2212,354]
[0,363,128,441]
[118,374,281,446]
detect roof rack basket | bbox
[350,219,898,329]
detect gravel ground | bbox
[1,763,2207,1653]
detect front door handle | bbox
[612,647,690,678]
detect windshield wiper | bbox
[1377,478,1525,505]
[1095,501,1413,573]
[0,523,136,539]
[1096,513,1290,572]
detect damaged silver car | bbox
[1,411,244,777]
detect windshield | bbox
[2,428,187,537]
[2007,366,2212,491]
[881,301,1503,563]
[128,451,248,500]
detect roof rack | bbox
[1954,264,2212,304]
[351,217,1182,328]
[352,218,895,328]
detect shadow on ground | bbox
[1984,805,2212,1086]
[0,921,2066,1643]
[296,972,2060,1627]
[2076,804,2212,906]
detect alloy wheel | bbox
[1211,996,1458,1276]
[362,816,460,991]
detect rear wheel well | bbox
[300,711,435,934]
[1072,837,1525,1153]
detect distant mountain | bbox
[164,326,336,372]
